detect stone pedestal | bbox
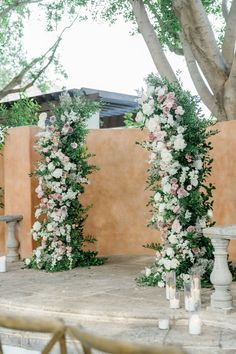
[203,225,236,310]
[0,215,23,262]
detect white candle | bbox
[185,296,195,312]
[0,256,6,272]
[166,284,170,300]
[170,297,180,309]
[158,318,169,330]
[191,288,201,302]
[189,314,201,335]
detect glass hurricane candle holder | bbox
[166,271,176,300]
[169,291,180,309]
[190,270,201,311]
[184,280,195,312]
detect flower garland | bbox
[135,76,217,287]
[25,93,104,271]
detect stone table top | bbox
[0,215,23,222]
[203,224,236,239]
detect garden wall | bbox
[0,122,236,260]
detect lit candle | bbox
[192,275,200,288]
[158,318,169,330]
[166,284,170,300]
[170,297,180,309]
[191,288,201,302]
[0,256,6,272]
[185,295,195,312]
[189,314,201,335]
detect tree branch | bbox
[222,0,236,69]
[222,0,229,21]
[145,0,183,56]
[173,0,227,95]
[0,15,79,101]
[0,0,43,18]
[224,53,236,119]
[179,32,226,121]
[128,0,177,82]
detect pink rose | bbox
[177,187,189,198]
[185,154,192,162]
[187,225,195,232]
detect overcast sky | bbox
[24,13,197,95]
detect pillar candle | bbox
[189,314,201,335]
[0,256,6,272]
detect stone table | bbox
[203,225,236,310]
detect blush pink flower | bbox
[187,225,196,233]
[185,154,192,162]
[177,187,189,198]
[175,106,185,116]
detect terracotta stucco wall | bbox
[209,121,236,261]
[1,123,236,260]
[2,126,39,258]
[81,129,158,256]
[0,153,5,253]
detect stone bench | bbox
[203,225,236,311]
[0,215,23,262]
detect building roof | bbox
[3,87,138,118]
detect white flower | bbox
[48,162,56,172]
[145,117,159,132]
[47,223,54,232]
[154,192,162,203]
[170,258,179,269]
[142,102,154,116]
[145,267,152,277]
[207,209,213,219]
[172,219,181,233]
[52,168,63,179]
[161,150,172,164]
[33,221,41,232]
[177,126,185,134]
[25,258,31,265]
[158,280,165,287]
[135,111,144,123]
[194,159,203,170]
[166,247,175,258]
[185,210,192,220]
[173,134,186,151]
[162,182,171,194]
[146,85,155,96]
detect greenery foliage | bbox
[25,93,104,271]
[127,75,218,288]
[0,95,39,127]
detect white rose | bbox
[162,182,171,194]
[161,150,172,164]
[142,102,154,116]
[135,111,144,123]
[52,168,63,179]
[177,126,185,134]
[207,209,213,219]
[33,221,41,232]
[145,267,152,277]
[168,234,177,245]
[158,280,165,288]
[25,258,31,265]
[48,162,56,172]
[173,134,186,151]
[154,192,162,203]
[145,117,158,132]
[166,247,175,258]
[47,223,54,232]
[194,159,203,170]
[170,258,180,269]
